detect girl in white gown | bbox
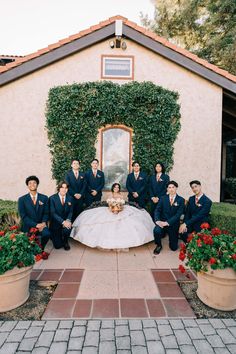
[70,183,155,250]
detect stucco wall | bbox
[0,39,222,201]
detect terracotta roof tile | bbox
[0,14,235,84]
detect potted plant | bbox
[179,223,236,311]
[0,226,44,312]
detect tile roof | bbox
[0,15,235,84]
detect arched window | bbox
[100,125,132,190]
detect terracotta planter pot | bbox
[197,267,236,311]
[0,266,32,312]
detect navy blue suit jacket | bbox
[126,171,148,199]
[154,194,185,227]
[18,193,49,233]
[149,173,169,199]
[65,170,86,198]
[49,193,73,230]
[85,169,105,197]
[184,194,212,230]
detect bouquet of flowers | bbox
[179,223,236,274]
[0,226,47,275]
[107,198,125,214]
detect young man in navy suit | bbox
[85,159,105,206]
[153,180,185,254]
[65,158,86,221]
[49,181,73,250]
[18,176,50,250]
[126,161,148,208]
[179,180,212,242]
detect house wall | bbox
[0,39,222,201]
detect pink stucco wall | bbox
[0,39,222,201]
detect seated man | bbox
[153,180,185,254]
[18,175,50,250]
[179,180,212,242]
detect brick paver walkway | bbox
[0,319,236,353]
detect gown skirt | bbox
[70,205,155,249]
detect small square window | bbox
[101,55,134,80]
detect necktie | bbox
[32,196,36,205]
[156,174,160,181]
[195,196,199,205]
[135,173,138,180]
[170,196,174,206]
[75,171,78,179]
[62,197,65,206]
[93,171,96,177]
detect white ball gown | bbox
[70,203,155,249]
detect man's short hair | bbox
[25,175,39,186]
[132,161,140,167]
[167,180,178,188]
[71,158,81,164]
[91,158,99,164]
[190,180,201,187]
[57,181,69,192]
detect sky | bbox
[0,0,155,56]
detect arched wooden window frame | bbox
[99,125,133,190]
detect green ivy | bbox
[46,81,181,181]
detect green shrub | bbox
[210,202,236,235]
[224,178,236,199]
[46,81,181,181]
[0,200,19,229]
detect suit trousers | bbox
[51,227,71,249]
[39,227,51,250]
[72,198,84,222]
[154,224,179,251]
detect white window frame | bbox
[101,55,134,80]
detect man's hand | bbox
[156,221,168,228]
[152,197,159,203]
[62,220,72,229]
[179,223,187,234]
[91,190,97,196]
[132,192,139,198]
[36,222,46,232]
[74,193,81,199]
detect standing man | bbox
[126,161,148,208]
[153,180,185,254]
[85,159,105,206]
[65,158,86,222]
[179,180,212,242]
[18,175,50,250]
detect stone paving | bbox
[0,319,236,353]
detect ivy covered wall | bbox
[46,81,181,181]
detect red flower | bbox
[211,228,221,236]
[35,254,42,262]
[29,235,36,241]
[187,233,194,243]
[200,223,210,230]
[234,241,236,245]
[203,235,213,245]
[231,254,236,260]
[179,251,186,261]
[197,239,202,247]
[180,243,186,251]
[209,257,217,264]
[41,251,49,260]
[10,233,16,240]
[30,227,38,233]
[0,231,5,236]
[9,225,18,230]
[179,264,186,273]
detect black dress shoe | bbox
[153,245,162,255]
[64,241,70,251]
